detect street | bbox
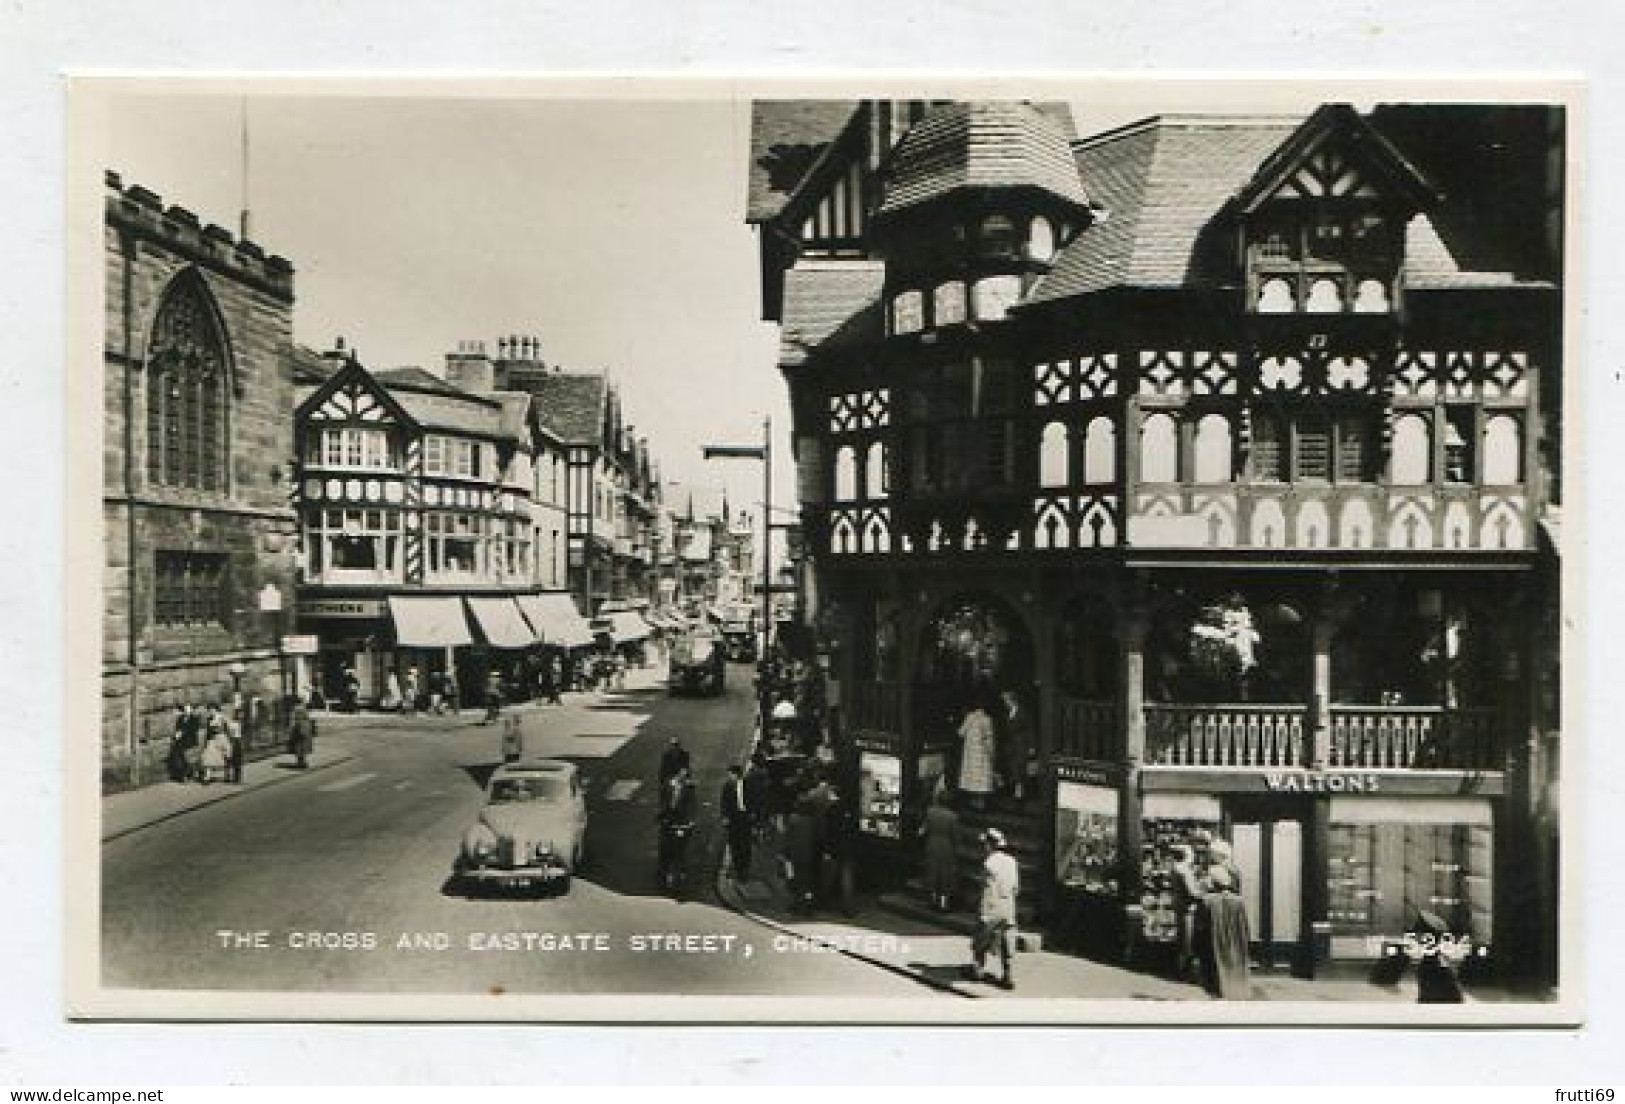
[100,664,931,997]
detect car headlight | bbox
[464,825,498,859]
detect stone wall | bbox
[102,173,300,788]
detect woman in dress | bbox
[956,693,998,811]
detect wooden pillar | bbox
[1302,796,1330,979]
[1117,587,1149,960]
[1310,604,1335,769]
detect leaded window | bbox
[145,272,230,491]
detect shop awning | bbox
[466,596,538,650]
[388,595,473,648]
[516,592,596,649]
[607,610,651,644]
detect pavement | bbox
[99,662,672,845]
[712,815,1483,1004]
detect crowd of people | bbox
[163,695,320,783]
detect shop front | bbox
[465,595,540,701]
[515,591,597,691]
[1131,768,1502,979]
[296,596,390,709]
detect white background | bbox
[3,0,1621,1086]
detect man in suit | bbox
[721,764,753,882]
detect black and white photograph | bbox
[64,78,1578,1024]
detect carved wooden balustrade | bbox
[1328,706,1501,770]
[1144,703,1307,767]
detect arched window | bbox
[1139,413,1178,483]
[1028,215,1056,261]
[834,445,858,501]
[1040,422,1069,487]
[1483,415,1523,484]
[1305,278,1343,313]
[1257,278,1295,313]
[146,271,230,491]
[1391,414,1432,485]
[865,441,888,498]
[1193,414,1234,483]
[1083,416,1117,484]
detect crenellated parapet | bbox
[105,170,294,302]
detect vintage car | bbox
[453,759,587,894]
[668,630,726,696]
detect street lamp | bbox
[704,417,772,735]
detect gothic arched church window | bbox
[145,271,231,492]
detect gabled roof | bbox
[516,371,608,447]
[1027,116,1302,303]
[1234,103,1439,215]
[295,355,416,428]
[779,260,886,368]
[747,101,860,223]
[1027,109,1537,306]
[493,391,532,445]
[877,101,1088,219]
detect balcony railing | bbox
[1054,695,1118,761]
[1145,703,1307,767]
[1328,706,1501,770]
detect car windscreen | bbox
[673,637,716,663]
[490,775,567,803]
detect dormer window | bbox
[978,214,1018,260]
[1248,207,1400,315]
[1028,216,1056,262]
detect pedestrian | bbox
[956,692,998,812]
[286,696,316,769]
[224,702,245,783]
[784,789,822,914]
[405,666,421,713]
[1168,843,1205,980]
[342,667,361,713]
[1206,838,1243,896]
[612,653,627,691]
[743,753,771,839]
[482,671,504,725]
[382,670,402,712]
[922,787,960,912]
[969,828,1019,989]
[198,709,233,784]
[823,786,858,917]
[547,656,564,704]
[659,735,692,786]
[998,687,1035,805]
[165,704,194,783]
[1194,865,1251,999]
[446,669,461,714]
[721,764,753,882]
[1412,910,1467,1004]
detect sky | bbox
[98,91,786,514]
[92,88,1328,522]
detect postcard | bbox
[65,75,1583,1024]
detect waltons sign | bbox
[1263,771,1382,794]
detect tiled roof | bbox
[1027,117,1300,303]
[779,260,885,367]
[515,371,607,445]
[747,101,859,223]
[390,391,502,437]
[493,392,532,444]
[1028,112,1537,305]
[289,345,338,386]
[878,101,1088,218]
[375,366,489,402]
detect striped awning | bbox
[388,595,473,648]
[516,592,596,649]
[466,596,538,650]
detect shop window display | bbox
[1055,782,1119,895]
[1139,815,1224,947]
[1326,800,1494,960]
[858,752,904,839]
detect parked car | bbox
[454,759,587,895]
[669,630,726,696]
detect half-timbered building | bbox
[747,99,1563,984]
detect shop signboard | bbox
[299,599,386,619]
[280,634,319,656]
[857,751,903,839]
